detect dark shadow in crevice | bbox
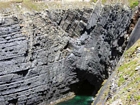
[118,36,124,46]
[14,69,29,77]
[24,50,29,57]
[8,99,18,105]
[69,69,104,97]
[70,80,95,96]
[80,25,96,35]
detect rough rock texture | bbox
[0,4,131,105]
[93,39,140,105]
[46,8,92,37]
[127,18,140,49]
[92,6,140,105]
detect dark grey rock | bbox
[0,5,132,105]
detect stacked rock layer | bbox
[0,5,131,105]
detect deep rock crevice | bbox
[0,4,132,105]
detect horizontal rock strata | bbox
[0,5,132,105]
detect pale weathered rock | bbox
[135,66,140,71]
[136,47,140,53]
[110,99,123,105]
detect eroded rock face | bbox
[0,5,131,105]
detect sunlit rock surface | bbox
[0,4,132,105]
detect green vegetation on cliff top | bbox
[92,0,139,8]
[107,39,140,105]
[0,0,92,11]
[0,0,139,11]
[92,40,140,105]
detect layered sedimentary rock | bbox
[46,8,92,37]
[0,4,131,105]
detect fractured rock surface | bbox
[0,5,132,105]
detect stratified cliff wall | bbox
[0,4,131,105]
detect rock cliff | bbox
[0,4,132,105]
[93,39,140,105]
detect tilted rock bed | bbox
[0,4,132,105]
